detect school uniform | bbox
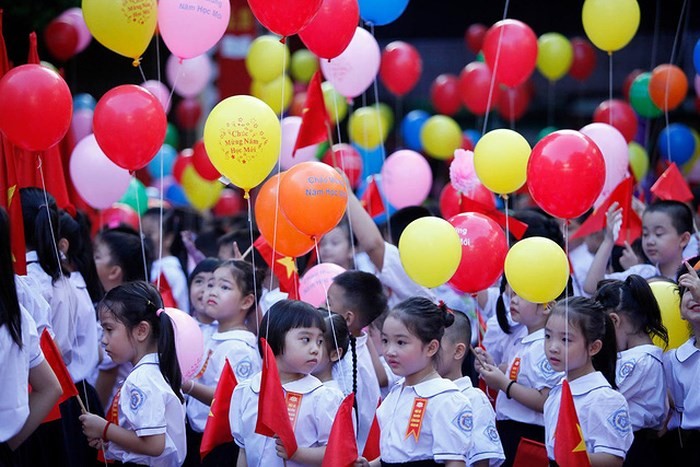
[377,377,472,465]
[605,264,658,281]
[544,372,633,461]
[482,315,525,368]
[105,353,187,467]
[568,243,593,297]
[230,372,343,467]
[454,377,505,467]
[151,256,190,312]
[15,274,51,336]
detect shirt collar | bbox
[133,352,159,370]
[676,338,700,362]
[26,250,38,262]
[250,372,324,395]
[212,329,257,346]
[453,376,474,391]
[568,371,609,396]
[521,328,545,344]
[409,376,459,398]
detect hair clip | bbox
[437,300,453,314]
[156,308,164,317]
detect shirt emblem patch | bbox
[129,387,146,412]
[618,360,635,379]
[453,410,473,432]
[538,357,556,377]
[236,359,253,379]
[607,407,631,435]
[485,423,500,443]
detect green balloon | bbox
[476,51,485,63]
[164,123,180,149]
[119,178,149,215]
[538,126,558,141]
[629,73,662,119]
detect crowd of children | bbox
[2,182,700,467]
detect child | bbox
[357,297,473,466]
[584,200,693,294]
[313,310,350,394]
[544,297,634,466]
[438,311,505,467]
[475,286,563,467]
[663,258,700,464]
[187,257,221,344]
[230,299,343,466]
[184,260,261,464]
[79,281,187,466]
[595,275,669,466]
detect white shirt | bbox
[67,272,99,382]
[187,329,260,432]
[569,243,594,297]
[230,372,343,467]
[0,307,43,442]
[151,256,189,313]
[663,337,700,429]
[15,274,51,336]
[496,329,564,425]
[106,353,186,467]
[377,377,472,463]
[454,377,505,467]
[332,332,381,454]
[605,264,658,281]
[616,345,667,431]
[544,372,633,460]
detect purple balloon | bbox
[70,107,93,143]
[59,8,91,53]
[166,54,213,98]
[141,80,172,113]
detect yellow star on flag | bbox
[208,398,215,417]
[573,423,586,453]
[276,256,297,279]
[7,184,16,205]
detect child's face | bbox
[381,315,435,378]
[204,267,250,323]
[93,239,117,291]
[509,287,545,329]
[544,313,592,377]
[681,290,700,325]
[279,326,324,375]
[642,211,688,268]
[99,309,136,365]
[319,226,352,269]
[190,271,214,317]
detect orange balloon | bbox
[649,64,688,111]
[279,161,348,238]
[255,174,315,258]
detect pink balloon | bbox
[280,116,320,170]
[158,0,231,59]
[141,80,171,113]
[299,263,346,307]
[69,134,132,209]
[166,54,212,98]
[59,8,91,53]
[580,123,629,207]
[320,27,380,98]
[380,149,433,209]
[160,307,204,382]
[70,108,93,143]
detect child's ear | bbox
[343,310,356,329]
[241,293,256,313]
[133,320,152,342]
[426,339,440,357]
[58,238,69,255]
[588,338,603,357]
[680,231,691,248]
[107,264,123,283]
[454,342,467,361]
[330,348,342,363]
[608,312,621,329]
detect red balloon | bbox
[0,64,72,151]
[465,23,487,54]
[622,69,644,101]
[527,130,606,219]
[496,82,531,122]
[379,41,422,97]
[255,174,315,257]
[439,182,495,219]
[569,37,597,81]
[248,0,323,37]
[593,99,638,143]
[430,74,461,116]
[173,149,194,183]
[94,85,166,171]
[100,203,140,231]
[458,62,493,115]
[321,143,363,189]
[448,212,507,294]
[175,97,202,130]
[299,0,359,60]
[213,189,243,217]
[290,92,307,117]
[191,140,220,181]
[482,19,537,88]
[44,18,78,62]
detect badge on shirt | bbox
[509,357,521,380]
[618,360,635,379]
[286,392,303,429]
[236,359,253,379]
[485,424,500,443]
[194,349,213,379]
[129,387,146,412]
[538,357,556,377]
[607,407,631,435]
[453,409,473,432]
[405,397,428,441]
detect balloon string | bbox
[663,0,689,164]
[155,32,162,85]
[508,92,515,130]
[481,0,511,137]
[246,196,261,338]
[547,80,555,128]
[137,63,148,84]
[158,153,164,289]
[564,221,569,376]
[607,52,612,109]
[650,0,661,69]
[133,173,151,285]
[165,67,181,117]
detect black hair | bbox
[442,310,474,378]
[143,207,200,276]
[332,271,388,329]
[187,258,221,289]
[320,311,350,360]
[98,281,183,401]
[387,206,432,245]
[215,260,260,315]
[59,210,104,303]
[387,297,455,357]
[497,275,573,334]
[595,275,668,348]
[20,187,64,282]
[96,227,152,283]
[0,208,21,347]
[548,297,618,389]
[259,299,326,356]
[644,200,694,236]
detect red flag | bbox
[253,236,300,300]
[554,379,591,467]
[156,272,177,308]
[200,359,238,460]
[322,393,358,467]
[512,438,548,467]
[292,70,330,156]
[458,196,528,240]
[360,176,385,218]
[255,338,298,457]
[361,398,381,461]
[40,329,78,422]
[651,162,694,203]
[571,177,642,246]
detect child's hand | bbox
[472,347,494,371]
[87,437,106,450]
[273,435,290,460]
[679,261,700,300]
[354,457,371,467]
[477,363,509,392]
[605,202,622,241]
[619,242,641,270]
[79,413,108,440]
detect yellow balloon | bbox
[504,237,569,304]
[376,102,394,134]
[83,0,157,64]
[474,129,531,194]
[582,0,640,53]
[257,74,294,116]
[203,95,280,196]
[290,49,319,84]
[420,115,462,160]
[649,280,688,350]
[348,107,387,150]
[322,81,347,124]
[181,165,223,211]
[250,80,265,99]
[682,129,700,174]
[398,217,462,288]
[628,141,648,182]
[537,33,573,81]
[245,35,290,84]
